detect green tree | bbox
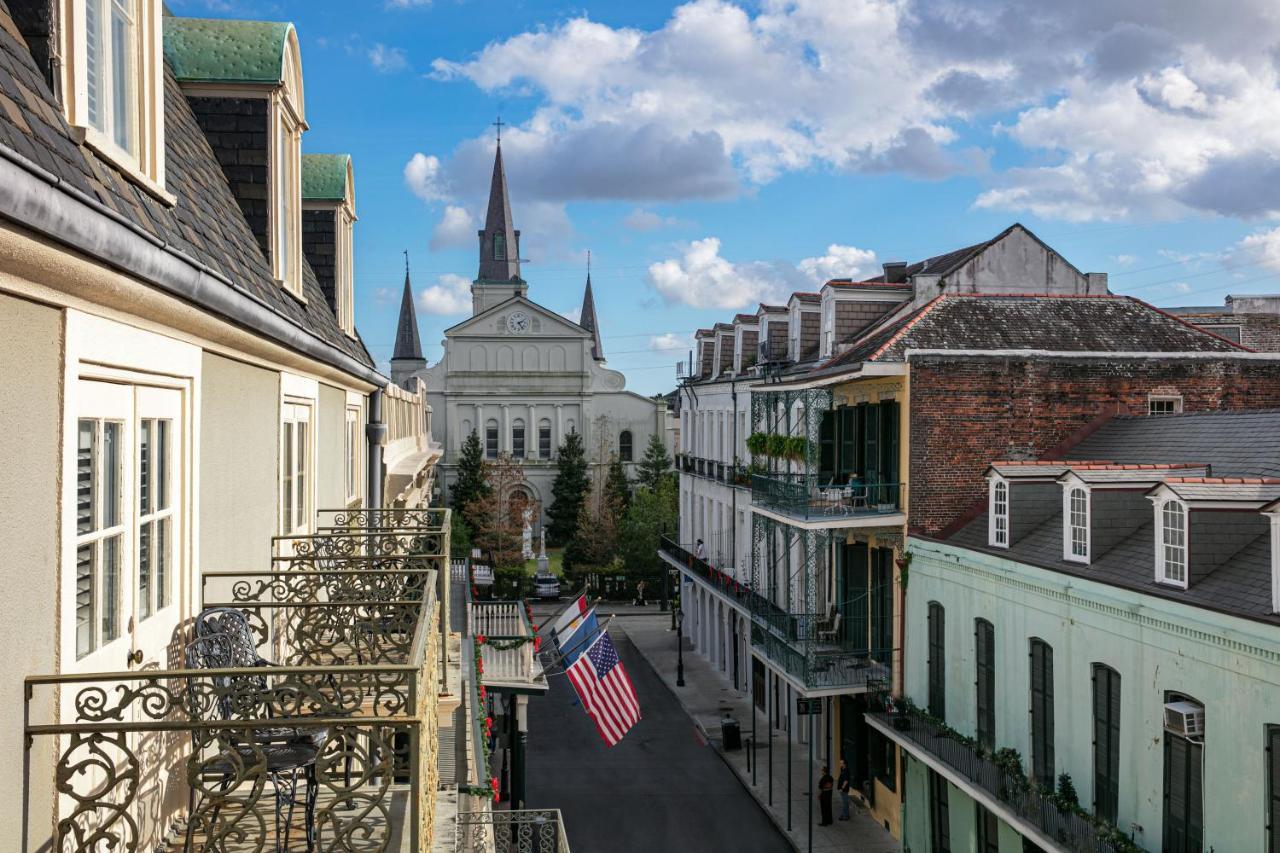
[563,487,622,577]
[605,454,631,513]
[469,454,527,570]
[547,431,588,546]
[449,513,473,559]
[452,430,490,527]
[617,477,678,580]
[635,433,671,490]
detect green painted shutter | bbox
[818,409,836,482]
[838,405,858,481]
[879,401,899,500]
[1092,665,1121,822]
[1268,726,1280,853]
[863,403,879,485]
[975,619,995,750]
[871,549,892,663]
[1030,639,1055,784]
[927,602,945,720]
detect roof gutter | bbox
[747,361,906,391]
[0,144,388,388]
[904,348,1280,361]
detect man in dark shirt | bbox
[837,758,851,820]
[818,765,834,826]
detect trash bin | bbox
[721,716,741,751]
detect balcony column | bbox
[527,403,536,459]
[512,694,529,809]
[501,404,510,454]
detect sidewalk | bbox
[616,613,900,853]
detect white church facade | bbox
[390,144,671,527]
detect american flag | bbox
[566,631,641,746]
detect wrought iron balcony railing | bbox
[867,702,1127,853]
[751,474,905,523]
[456,808,571,853]
[749,619,891,692]
[658,535,770,614]
[316,506,450,532]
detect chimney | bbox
[1086,272,1109,295]
[882,261,909,284]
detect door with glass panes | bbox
[72,381,182,675]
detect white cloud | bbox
[798,244,878,284]
[1112,254,1137,267]
[561,306,582,324]
[404,153,448,202]
[418,274,472,316]
[368,43,408,73]
[1171,282,1192,294]
[624,208,684,231]
[430,205,476,250]
[649,333,693,352]
[647,237,792,309]
[425,1,1280,221]
[1236,226,1280,273]
[385,0,430,7]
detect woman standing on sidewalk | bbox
[817,766,834,826]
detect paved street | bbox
[525,624,792,853]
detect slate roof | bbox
[944,409,1280,625]
[302,154,350,202]
[579,274,603,361]
[0,4,372,370]
[822,294,1245,369]
[162,17,293,85]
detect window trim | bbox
[1064,483,1090,563]
[60,0,169,199]
[280,399,314,535]
[988,476,1009,548]
[619,429,633,463]
[1155,497,1190,588]
[344,404,362,505]
[1148,394,1184,416]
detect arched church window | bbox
[619,430,633,462]
[539,419,552,459]
[485,419,499,459]
[512,418,526,458]
[493,233,506,261]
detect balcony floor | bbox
[169,783,413,851]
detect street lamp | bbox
[676,607,686,687]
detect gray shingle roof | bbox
[944,409,1280,625]
[0,5,372,372]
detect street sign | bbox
[796,697,822,715]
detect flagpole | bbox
[533,587,592,634]
[538,614,615,674]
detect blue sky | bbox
[176,0,1280,395]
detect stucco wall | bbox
[0,293,61,849]
[904,537,1280,852]
[199,352,277,569]
[317,383,346,511]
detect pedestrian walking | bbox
[818,765,834,826]
[837,758,851,820]
[694,539,706,560]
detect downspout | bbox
[731,377,738,570]
[367,389,387,509]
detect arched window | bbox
[484,419,498,459]
[619,430,633,462]
[512,418,526,458]
[1158,499,1188,586]
[493,233,506,261]
[1066,486,1089,562]
[989,477,1009,547]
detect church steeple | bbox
[476,138,523,285]
[391,252,426,388]
[580,253,603,361]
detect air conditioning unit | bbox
[1164,701,1205,740]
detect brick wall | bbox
[1180,311,1280,351]
[187,96,270,260]
[302,209,336,312]
[908,355,1280,534]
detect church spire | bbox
[476,132,522,285]
[391,252,426,389]
[580,252,603,361]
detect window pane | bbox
[85,0,103,130]
[513,425,525,458]
[76,544,94,658]
[156,419,170,510]
[138,520,151,619]
[102,534,120,642]
[103,421,121,527]
[139,419,151,515]
[77,420,97,535]
[155,516,168,610]
[283,421,294,530]
[296,420,309,531]
[109,0,135,153]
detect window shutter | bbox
[976,620,994,749]
[863,403,880,486]
[1268,727,1280,852]
[818,410,836,482]
[1091,665,1121,822]
[839,405,858,480]
[1030,640,1055,784]
[880,401,899,487]
[928,602,945,720]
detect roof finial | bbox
[587,250,591,277]
[493,115,505,145]
[404,249,410,278]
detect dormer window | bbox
[989,477,1009,548]
[1157,498,1188,587]
[302,154,357,336]
[61,0,166,194]
[269,29,306,297]
[1065,485,1090,562]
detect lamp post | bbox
[669,569,678,630]
[676,607,686,687]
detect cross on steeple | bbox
[492,115,505,145]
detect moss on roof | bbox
[302,154,351,202]
[163,17,292,84]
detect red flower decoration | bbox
[490,776,500,802]
[476,635,487,645]
[476,657,485,674]
[533,636,542,652]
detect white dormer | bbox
[988,474,1009,548]
[1060,474,1091,563]
[60,0,167,196]
[272,28,306,297]
[1153,493,1189,588]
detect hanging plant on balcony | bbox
[746,432,769,457]
[783,436,809,462]
[766,433,788,459]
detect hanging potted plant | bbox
[766,433,788,459]
[746,432,769,458]
[784,436,808,462]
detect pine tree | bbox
[452,430,490,527]
[547,430,588,546]
[605,454,631,513]
[617,476,678,578]
[635,433,671,490]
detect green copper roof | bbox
[163,17,292,85]
[302,154,352,202]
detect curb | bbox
[615,624,802,853]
